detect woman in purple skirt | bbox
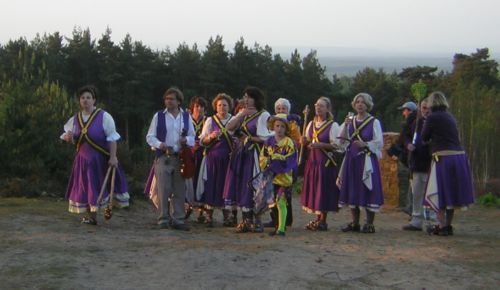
[422,91,474,236]
[61,85,129,225]
[338,93,384,233]
[300,97,342,231]
[196,93,236,227]
[223,86,272,233]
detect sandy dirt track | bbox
[0,197,499,290]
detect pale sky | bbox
[1,0,498,56]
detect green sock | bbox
[277,196,287,233]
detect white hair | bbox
[274,98,291,113]
[351,93,374,112]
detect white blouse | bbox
[60,109,121,142]
[199,114,235,140]
[338,117,383,159]
[304,120,342,147]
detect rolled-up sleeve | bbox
[103,112,121,142]
[146,113,162,149]
[256,111,273,140]
[60,116,74,140]
[366,119,384,159]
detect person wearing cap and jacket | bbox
[393,101,417,215]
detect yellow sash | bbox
[205,115,233,154]
[350,116,375,142]
[192,116,206,136]
[311,120,337,167]
[241,110,264,151]
[76,108,110,156]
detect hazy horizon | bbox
[2,0,499,57]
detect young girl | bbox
[259,114,298,236]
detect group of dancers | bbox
[61,85,475,236]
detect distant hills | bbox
[318,56,454,76]
[273,46,499,76]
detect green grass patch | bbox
[477,192,500,207]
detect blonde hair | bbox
[212,93,234,112]
[314,96,334,121]
[351,93,374,112]
[428,91,449,110]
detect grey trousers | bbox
[409,172,428,228]
[155,155,186,226]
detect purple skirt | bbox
[425,154,474,209]
[66,143,129,213]
[300,149,339,213]
[200,146,231,208]
[223,141,257,210]
[339,152,384,211]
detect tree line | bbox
[0,27,498,196]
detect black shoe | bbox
[252,222,264,233]
[185,206,193,220]
[305,220,319,231]
[341,222,360,232]
[361,224,376,233]
[81,216,97,225]
[235,221,250,233]
[426,224,450,236]
[316,222,328,231]
[402,224,422,231]
[172,223,190,231]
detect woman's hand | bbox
[63,131,73,142]
[300,136,308,146]
[240,107,257,117]
[209,131,219,140]
[336,177,342,188]
[309,142,323,149]
[406,143,416,152]
[353,140,367,148]
[109,156,118,167]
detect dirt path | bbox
[0,197,499,290]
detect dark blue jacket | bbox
[421,108,463,153]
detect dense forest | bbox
[0,28,498,197]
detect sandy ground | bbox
[0,196,499,290]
